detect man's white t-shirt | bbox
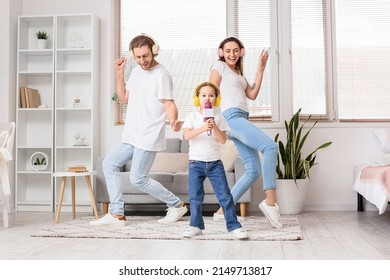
[211,60,248,113]
[182,111,230,162]
[123,64,173,151]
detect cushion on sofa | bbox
[221,140,239,172]
[165,138,182,153]
[150,153,189,173]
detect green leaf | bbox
[274,108,332,181]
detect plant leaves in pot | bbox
[274,108,332,214]
[35,30,49,49]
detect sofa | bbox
[95,138,253,216]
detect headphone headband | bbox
[218,36,245,58]
[129,33,160,57]
[193,81,221,107]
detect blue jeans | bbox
[222,108,278,204]
[102,142,181,216]
[188,160,241,232]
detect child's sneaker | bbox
[89,213,126,227]
[258,200,283,229]
[183,226,203,238]
[158,204,188,223]
[231,227,249,240]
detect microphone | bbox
[203,101,214,136]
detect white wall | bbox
[1,0,388,213]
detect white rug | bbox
[31,216,303,241]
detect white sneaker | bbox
[213,212,245,222]
[231,227,249,240]
[183,226,203,238]
[89,213,126,227]
[258,200,283,229]
[158,204,188,223]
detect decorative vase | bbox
[37,39,48,49]
[275,178,310,214]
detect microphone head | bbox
[205,101,212,109]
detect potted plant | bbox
[274,108,332,214]
[35,31,49,49]
[30,152,49,171]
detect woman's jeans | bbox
[222,108,278,204]
[102,142,181,216]
[188,160,241,232]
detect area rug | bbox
[31,216,302,241]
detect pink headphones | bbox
[218,37,245,58]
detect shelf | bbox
[19,49,54,55]
[16,14,99,212]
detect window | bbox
[291,0,390,121]
[115,0,274,124]
[334,0,390,120]
[291,0,330,118]
[115,0,390,124]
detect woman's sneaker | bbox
[258,200,283,229]
[231,227,249,240]
[183,226,203,238]
[89,213,126,227]
[158,204,188,223]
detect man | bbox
[90,34,187,227]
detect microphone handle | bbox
[205,117,213,136]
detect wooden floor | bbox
[0,211,389,260]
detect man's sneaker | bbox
[89,213,126,227]
[258,200,283,229]
[183,226,203,238]
[158,204,188,223]
[231,227,249,240]
[213,212,245,222]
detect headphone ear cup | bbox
[152,43,160,56]
[218,48,223,57]
[214,94,221,106]
[193,95,200,107]
[240,48,245,57]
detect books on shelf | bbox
[19,87,41,108]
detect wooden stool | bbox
[53,171,99,223]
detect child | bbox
[182,81,248,240]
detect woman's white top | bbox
[211,60,248,113]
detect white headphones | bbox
[129,33,160,58]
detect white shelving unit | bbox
[54,14,99,212]
[15,14,99,212]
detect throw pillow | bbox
[220,139,239,171]
[150,153,189,173]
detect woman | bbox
[209,37,282,229]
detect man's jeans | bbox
[102,142,181,215]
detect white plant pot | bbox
[30,151,49,172]
[37,39,48,49]
[275,179,310,215]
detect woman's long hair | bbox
[218,37,245,75]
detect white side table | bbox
[53,171,99,223]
